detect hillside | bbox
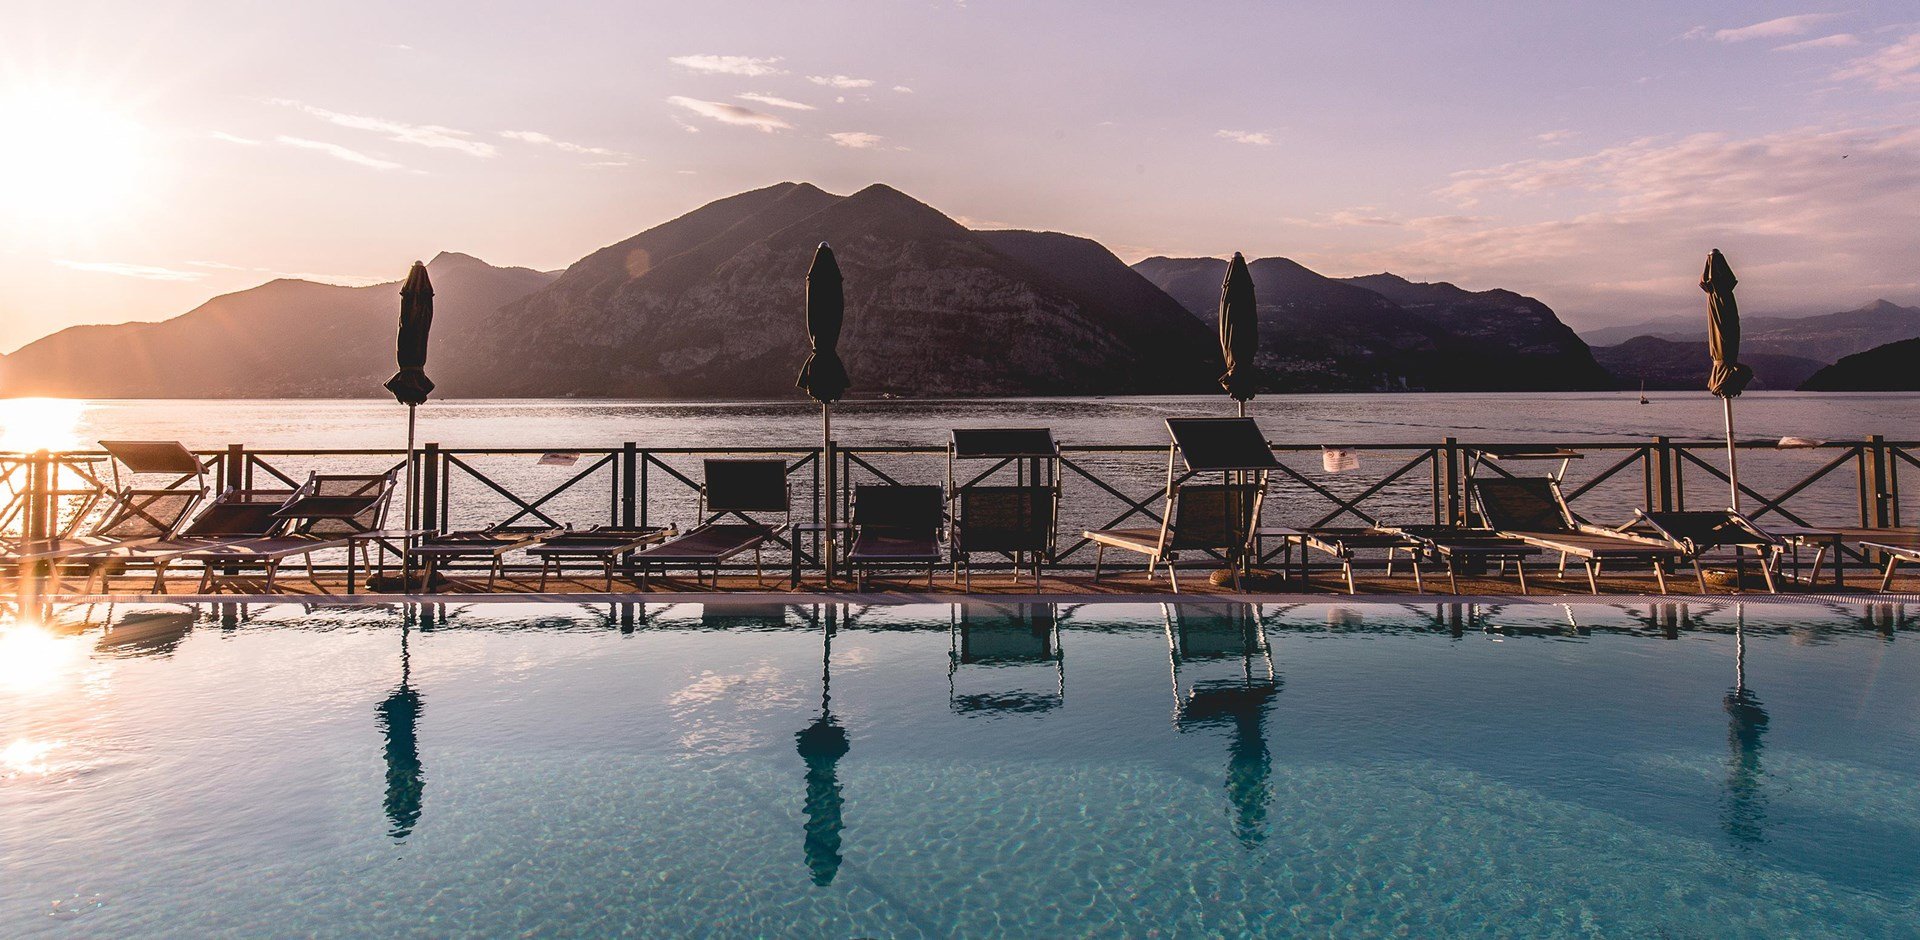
[1799,338,1920,391]
[1589,336,1826,392]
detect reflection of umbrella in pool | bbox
[795,604,849,885]
[1164,603,1279,848]
[377,618,426,840]
[1721,605,1768,848]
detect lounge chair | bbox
[847,484,944,589]
[1295,527,1426,594]
[628,458,790,588]
[531,526,677,590]
[404,525,561,589]
[172,471,400,593]
[1624,509,1784,594]
[947,428,1060,588]
[1472,477,1684,594]
[1862,539,1920,591]
[60,487,298,593]
[1084,417,1274,593]
[2,440,208,572]
[1384,524,1543,595]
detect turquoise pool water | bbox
[3,600,1916,937]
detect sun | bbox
[0,84,147,231]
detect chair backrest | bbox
[99,440,203,475]
[1166,418,1279,472]
[1167,482,1262,550]
[178,488,296,538]
[1472,477,1572,533]
[296,471,397,534]
[703,459,790,515]
[955,486,1054,554]
[950,428,1056,459]
[88,489,204,541]
[854,485,943,533]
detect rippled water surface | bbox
[3,600,1916,937]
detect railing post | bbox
[420,443,440,532]
[1858,443,1873,528]
[26,449,50,542]
[1442,437,1461,526]
[1654,436,1674,512]
[621,442,638,528]
[225,444,245,493]
[1868,434,1891,528]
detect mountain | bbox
[1799,338,1920,391]
[0,252,556,398]
[449,182,1221,397]
[1580,300,1920,362]
[1589,336,1827,392]
[1132,257,1609,391]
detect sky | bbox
[1,0,1917,352]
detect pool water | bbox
[3,600,1917,937]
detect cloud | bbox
[1534,129,1578,144]
[669,54,785,76]
[828,131,882,148]
[666,96,792,132]
[808,75,875,89]
[209,131,260,145]
[1833,32,1920,89]
[54,260,207,281]
[274,135,406,170]
[1688,13,1839,43]
[736,92,815,111]
[1389,124,1920,323]
[498,129,629,158]
[1215,129,1274,145]
[1326,208,1400,227]
[892,85,914,94]
[1774,33,1860,51]
[274,100,495,157]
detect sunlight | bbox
[0,621,87,696]
[0,84,147,231]
[0,398,85,452]
[2,737,61,777]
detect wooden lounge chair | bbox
[3,440,209,576]
[60,487,297,593]
[1296,527,1426,595]
[405,525,561,589]
[1624,509,1784,594]
[848,484,944,589]
[1472,477,1684,594]
[530,526,677,590]
[1383,524,1543,595]
[173,471,400,593]
[947,428,1060,588]
[628,458,790,588]
[1084,417,1274,593]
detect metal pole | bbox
[403,404,417,589]
[1723,397,1739,511]
[1236,399,1246,419]
[823,402,834,584]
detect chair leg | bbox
[1093,545,1104,582]
[1166,560,1180,594]
[1343,559,1356,595]
[1695,561,1708,595]
[1516,559,1529,596]
[1652,561,1667,595]
[1881,556,1899,592]
[539,559,550,591]
[1585,561,1601,594]
[1447,557,1460,595]
[1761,552,1778,594]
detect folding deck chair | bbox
[1382,524,1543,595]
[61,486,298,593]
[1624,509,1784,594]
[947,428,1059,588]
[530,526,678,590]
[847,484,944,589]
[172,470,400,593]
[404,524,562,589]
[1862,538,1920,592]
[1472,477,1685,594]
[1084,418,1273,592]
[625,458,791,588]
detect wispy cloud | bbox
[498,129,630,160]
[273,100,496,157]
[1687,13,1839,43]
[54,260,208,281]
[1215,129,1273,146]
[209,131,260,145]
[1833,32,1920,89]
[1774,33,1860,51]
[736,92,815,111]
[275,135,406,170]
[666,96,792,132]
[1534,129,1578,144]
[1325,208,1400,227]
[808,74,875,89]
[828,131,882,148]
[892,85,914,94]
[669,54,784,76]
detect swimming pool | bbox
[3,600,1916,937]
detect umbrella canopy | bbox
[795,243,849,404]
[1218,252,1260,403]
[1702,249,1752,398]
[384,261,435,405]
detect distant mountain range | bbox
[1580,300,1920,362]
[1589,336,1826,392]
[1800,338,1920,391]
[0,181,1907,398]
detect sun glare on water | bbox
[0,84,148,232]
[0,398,86,452]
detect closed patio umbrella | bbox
[1702,249,1751,510]
[1219,252,1259,416]
[384,261,435,537]
[796,243,849,581]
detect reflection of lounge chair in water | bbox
[93,608,197,658]
[1163,603,1278,848]
[948,602,1064,716]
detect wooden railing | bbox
[2,436,1911,575]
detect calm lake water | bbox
[2,600,1915,937]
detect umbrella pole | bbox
[404,403,418,589]
[1237,399,1246,419]
[1722,396,1739,511]
[823,403,834,584]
